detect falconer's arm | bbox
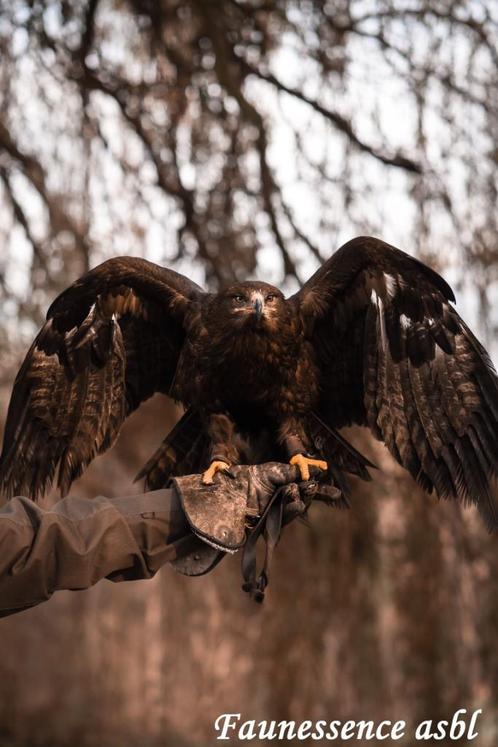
[0,463,308,618]
[0,488,196,618]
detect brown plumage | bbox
[1,238,498,528]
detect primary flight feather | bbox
[1,237,497,528]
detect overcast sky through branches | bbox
[0,0,497,356]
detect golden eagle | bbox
[1,237,498,527]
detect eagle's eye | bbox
[266,293,277,302]
[232,294,245,304]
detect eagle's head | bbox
[209,281,291,335]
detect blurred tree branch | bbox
[0,0,497,340]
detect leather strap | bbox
[241,485,291,603]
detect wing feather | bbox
[0,257,204,499]
[293,236,498,528]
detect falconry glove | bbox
[171,462,343,600]
[171,462,311,550]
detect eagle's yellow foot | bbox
[202,460,231,484]
[290,454,328,481]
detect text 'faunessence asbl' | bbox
[214,708,482,741]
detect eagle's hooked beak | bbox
[252,296,264,319]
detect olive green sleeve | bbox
[0,489,196,618]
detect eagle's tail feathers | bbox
[135,408,208,490]
[310,411,377,479]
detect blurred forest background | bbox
[0,0,498,745]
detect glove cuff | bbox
[171,472,248,552]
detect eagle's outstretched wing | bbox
[0,257,204,500]
[292,236,498,528]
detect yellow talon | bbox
[202,460,231,484]
[290,454,328,481]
